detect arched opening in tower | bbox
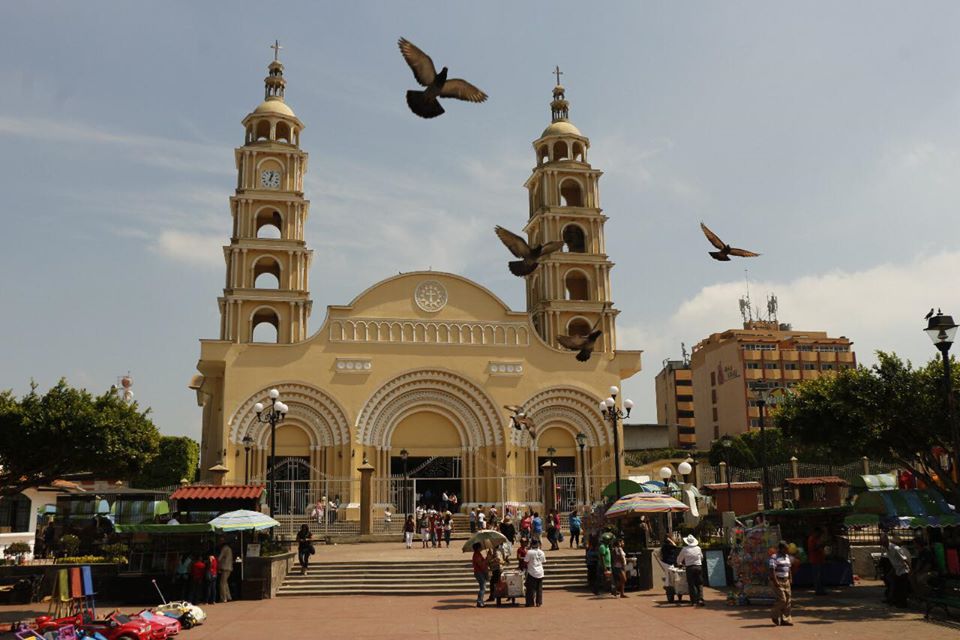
[559,179,583,207]
[256,209,283,239]
[564,270,589,301]
[255,120,271,141]
[251,307,280,343]
[538,145,549,164]
[276,121,291,144]
[552,141,569,161]
[253,256,281,289]
[572,142,584,162]
[562,224,587,253]
[567,317,592,337]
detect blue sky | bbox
[3,1,960,439]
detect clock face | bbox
[260,170,281,189]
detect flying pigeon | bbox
[398,38,488,119]
[557,304,609,362]
[494,226,565,276]
[925,308,935,320]
[503,405,535,431]
[700,222,761,261]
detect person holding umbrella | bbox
[472,542,488,608]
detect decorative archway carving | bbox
[522,386,607,447]
[228,382,351,448]
[356,369,502,448]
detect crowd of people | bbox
[175,537,236,604]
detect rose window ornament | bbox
[414,280,448,312]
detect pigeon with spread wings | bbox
[700,222,761,261]
[398,38,488,119]
[495,226,565,276]
[556,304,609,362]
[503,405,536,432]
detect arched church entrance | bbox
[267,423,314,516]
[389,411,464,512]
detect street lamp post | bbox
[926,312,960,482]
[400,448,409,515]
[253,388,288,520]
[599,386,633,500]
[576,432,588,507]
[749,381,774,510]
[721,435,734,513]
[659,466,674,534]
[242,434,253,485]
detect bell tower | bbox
[219,43,313,344]
[523,74,617,354]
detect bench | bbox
[925,576,960,619]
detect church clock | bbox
[260,170,281,189]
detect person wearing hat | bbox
[768,541,794,625]
[676,534,705,606]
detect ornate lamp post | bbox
[253,388,288,519]
[575,432,588,507]
[749,381,774,510]
[547,446,557,459]
[242,433,253,485]
[599,386,633,500]
[659,466,674,534]
[926,311,960,481]
[721,435,734,512]
[677,460,692,485]
[400,448,409,515]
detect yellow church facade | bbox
[191,53,642,516]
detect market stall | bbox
[727,524,782,605]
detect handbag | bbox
[558,531,564,542]
[309,544,316,555]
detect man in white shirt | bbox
[882,533,911,608]
[676,534,705,606]
[477,509,486,531]
[524,539,546,607]
[768,541,794,625]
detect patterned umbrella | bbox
[461,530,508,552]
[208,509,280,531]
[605,493,690,520]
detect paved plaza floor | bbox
[1,582,953,640]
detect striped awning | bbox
[845,489,960,527]
[851,473,898,491]
[605,493,690,520]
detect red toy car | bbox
[36,610,155,640]
[135,610,181,636]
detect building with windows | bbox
[654,359,697,448]
[689,320,855,449]
[189,53,642,519]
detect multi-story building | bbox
[689,320,855,449]
[654,360,696,448]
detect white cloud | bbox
[620,251,960,422]
[0,114,231,175]
[154,230,224,267]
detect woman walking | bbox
[443,511,453,548]
[612,538,627,598]
[296,524,313,575]
[403,514,415,549]
[569,510,582,548]
[472,542,489,608]
[486,547,503,605]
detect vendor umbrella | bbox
[461,530,508,552]
[208,509,279,532]
[209,510,280,583]
[605,493,690,520]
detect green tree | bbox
[706,428,795,468]
[775,352,959,504]
[133,436,199,488]
[0,380,161,496]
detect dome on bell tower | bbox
[241,41,304,147]
[540,82,582,138]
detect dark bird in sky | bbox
[700,222,761,261]
[398,38,488,119]
[925,308,935,320]
[557,304,609,362]
[494,226,565,276]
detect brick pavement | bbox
[0,583,952,640]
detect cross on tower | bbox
[271,39,283,61]
[553,65,563,85]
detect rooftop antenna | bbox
[113,372,134,404]
[681,342,689,365]
[767,293,779,324]
[738,269,753,324]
